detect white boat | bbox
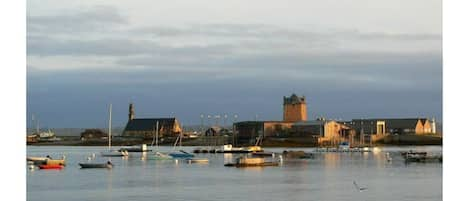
[101,104,128,157]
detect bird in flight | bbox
[353,181,368,192]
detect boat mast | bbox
[156,121,159,149]
[108,104,112,151]
[180,122,183,148]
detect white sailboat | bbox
[169,123,195,158]
[147,121,172,160]
[101,104,128,157]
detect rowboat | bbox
[79,162,113,169]
[38,164,64,169]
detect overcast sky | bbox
[27,0,442,128]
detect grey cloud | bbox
[133,24,441,42]
[27,5,126,35]
[27,36,235,57]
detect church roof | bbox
[124,118,176,131]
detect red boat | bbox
[38,164,64,170]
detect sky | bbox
[26,0,442,128]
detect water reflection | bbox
[27,146,442,201]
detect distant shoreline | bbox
[27,135,442,147]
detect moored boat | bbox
[147,152,173,160]
[38,164,64,170]
[169,150,195,158]
[225,156,279,167]
[101,104,129,157]
[45,159,66,166]
[79,162,113,169]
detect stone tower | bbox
[128,103,135,121]
[283,94,307,122]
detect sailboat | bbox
[147,121,172,160]
[101,104,128,157]
[169,123,195,158]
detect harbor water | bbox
[27,146,442,201]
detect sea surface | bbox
[27,146,442,201]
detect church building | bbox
[122,103,182,139]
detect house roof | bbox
[293,120,333,126]
[124,118,176,131]
[352,118,423,129]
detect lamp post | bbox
[200,114,204,135]
[223,114,228,128]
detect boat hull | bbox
[169,153,194,158]
[224,162,279,167]
[101,151,128,157]
[186,158,209,164]
[38,164,64,169]
[79,163,113,169]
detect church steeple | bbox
[129,103,135,121]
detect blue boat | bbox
[169,150,194,158]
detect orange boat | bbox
[38,164,64,170]
[45,159,66,166]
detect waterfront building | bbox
[122,103,182,139]
[283,94,307,122]
[347,118,433,135]
[292,120,354,145]
[383,118,432,135]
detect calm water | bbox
[27,146,442,201]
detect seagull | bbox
[353,181,368,192]
[386,152,392,162]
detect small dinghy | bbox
[79,161,113,169]
[38,164,64,170]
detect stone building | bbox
[292,120,354,145]
[283,94,307,122]
[122,103,182,139]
